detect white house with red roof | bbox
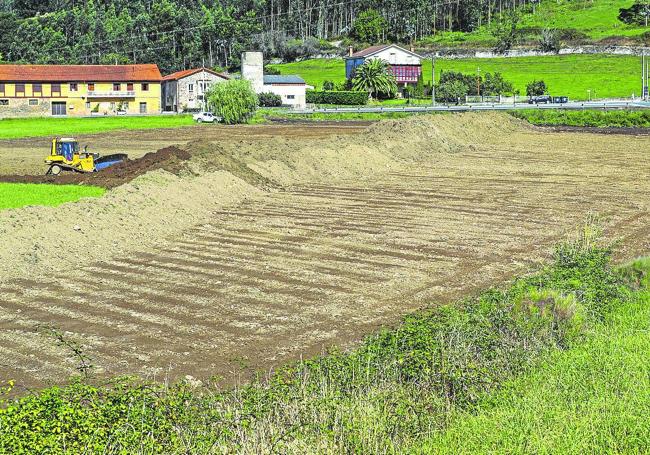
[161,67,229,113]
[345,45,423,92]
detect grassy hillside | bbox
[1,223,648,453]
[0,183,105,210]
[0,116,194,140]
[423,0,650,47]
[270,54,644,100]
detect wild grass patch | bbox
[512,108,650,127]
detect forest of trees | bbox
[0,0,537,72]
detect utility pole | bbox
[477,67,481,99]
[643,54,647,101]
[431,56,436,106]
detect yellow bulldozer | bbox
[45,137,128,175]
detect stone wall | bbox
[0,98,53,118]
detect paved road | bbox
[292,100,650,114]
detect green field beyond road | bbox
[270,54,645,100]
[0,115,194,140]
[0,183,105,210]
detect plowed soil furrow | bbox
[1,116,649,390]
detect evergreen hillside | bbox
[0,0,647,73]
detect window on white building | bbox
[188,83,194,92]
[287,95,295,100]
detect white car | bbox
[193,112,218,123]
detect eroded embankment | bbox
[0,113,520,282]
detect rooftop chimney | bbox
[348,46,354,57]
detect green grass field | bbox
[0,183,105,210]
[269,54,644,100]
[0,115,194,140]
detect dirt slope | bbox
[1,113,649,391]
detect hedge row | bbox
[306,90,368,105]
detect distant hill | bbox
[421,0,649,49]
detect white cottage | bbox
[345,45,423,91]
[162,68,229,112]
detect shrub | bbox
[322,80,336,91]
[436,80,469,104]
[258,92,282,107]
[526,79,548,96]
[206,79,258,124]
[539,28,561,53]
[618,2,650,25]
[306,90,368,105]
[482,72,514,96]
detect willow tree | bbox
[352,59,397,100]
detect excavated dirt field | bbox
[0,113,649,392]
[0,121,371,177]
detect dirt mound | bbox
[0,146,191,188]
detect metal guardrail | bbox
[291,101,650,115]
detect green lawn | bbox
[418,275,650,453]
[0,115,194,140]
[270,54,644,100]
[0,183,105,210]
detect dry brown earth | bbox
[0,113,649,392]
[1,122,370,176]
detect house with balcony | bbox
[345,45,423,94]
[0,64,162,117]
[162,68,229,113]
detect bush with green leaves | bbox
[481,72,514,95]
[618,1,650,26]
[258,92,282,107]
[436,80,469,104]
[526,79,548,96]
[306,90,368,105]
[206,79,258,124]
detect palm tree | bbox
[352,58,397,100]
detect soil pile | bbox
[0,146,191,188]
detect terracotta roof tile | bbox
[348,45,391,58]
[162,68,229,81]
[0,64,162,82]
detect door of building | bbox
[52,102,66,116]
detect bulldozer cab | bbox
[53,138,79,162]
